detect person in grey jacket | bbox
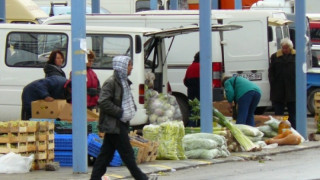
[90,56,149,180]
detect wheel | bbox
[173,93,190,126]
[307,88,320,115]
[255,107,266,115]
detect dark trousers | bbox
[90,122,148,180]
[272,101,296,129]
[237,90,261,126]
[21,104,31,120]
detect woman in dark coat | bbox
[21,76,67,120]
[44,50,66,78]
[268,38,296,129]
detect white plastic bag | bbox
[0,152,34,174]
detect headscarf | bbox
[113,56,136,122]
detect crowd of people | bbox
[21,49,100,120]
[184,38,296,128]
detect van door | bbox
[222,17,271,107]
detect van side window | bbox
[310,28,320,44]
[312,49,320,67]
[6,32,68,67]
[86,34,132,69]
[276,26,283,50]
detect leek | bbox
[213,109,258,151]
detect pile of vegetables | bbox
[145,89,182,124]
[257,117,279,138]
[142,121,186,160]
[188,98,259,152]
[213,109,260,152]
[182,133,230,159]
[265,129,301,145]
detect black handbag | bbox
[232,76,238,120]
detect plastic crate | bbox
[87,134,102,157]
[87,133,122,167]
[54,151,72,167]
[54,134,72,150]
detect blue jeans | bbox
[236,90,261,126]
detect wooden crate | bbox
[27,132,36,142]
[35,151,47,160]
[0,122,10,133]
[130,138,149,163]
[145,142,159,162]
[0,133,9,143]
[47,140,54,150]
[47,150,54,160]
[27,142,37,152]
[36,141,47,151]
[0,143,10,154]
[36,132,47,141]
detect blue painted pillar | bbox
[92,0,100,13]
[71,0,88,173]
[150,0,158,10]
[170,0,178,10]
[0,0,5,23]
[211,0,218,9]
[235,0,242,9]
[295,0,307,138]
[199,0,213,133]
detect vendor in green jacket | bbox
[222,76,261,126]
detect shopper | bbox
[90,56,149,180]
[63,50,100,109]
[21,76,67,120]
[183,51,200,101]
[268,38,296,129]
[222,76,261,126]
[86,50,100,110]
[44,50,66,78]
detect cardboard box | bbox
[213,100,232,117]
[32,100,67,119]
[58,103,99,121]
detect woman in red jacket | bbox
[64,50,100,110]
[86,50,101,110]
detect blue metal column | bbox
[235,0,242,9]
[150,0,158,10]
[170,0,178,10]
[71,0,88,173]
[199,0,213,133]
[0,0,5,23]
[211,0,218,9]
[295,0,307,138]
[92,0,100,13]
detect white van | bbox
[0,23,209,126]
[42,10,291,118]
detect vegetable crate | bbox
[130,135,159,163]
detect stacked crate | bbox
[0,120,55,170]
[54,134,72,166]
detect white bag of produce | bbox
[142,124,161,142]
[157,121,179,160]
[264,116,280,131]
[234,124,264,137]
[0,152,34,174]
[183,138,219,151]
[145,89,182,125]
